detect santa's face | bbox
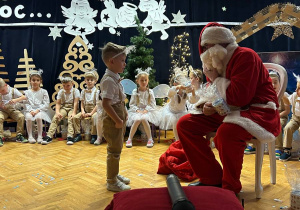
[200,43,228,73]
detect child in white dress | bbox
[24,69,52,144]
[159,74,191,141]
[126,68,159,148]
[187,68,203,113]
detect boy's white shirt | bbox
[57,87,80,103]
[1,85,22,104]
[80,86,100,104]
[288,92,300,116]
[100,69,126,105]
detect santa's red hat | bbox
[198,22,236,55]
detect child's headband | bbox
[84,68,99,80]
[188,66,201,79]
[135,67,151,78]
[58,75,73,83]
[293,72,300,83]
[112,45,136,59]
[29,68,43,77]
[173,67,188,82]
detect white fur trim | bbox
[251,102,277,110]
[213,77,230,101]
[201,27,236,46]
[223,110,276,143]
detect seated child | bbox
[159,73,191,141]
[281,73,300,161]
[268,70,290,159]
[73,69,100,144]
[126,68,159,148]
[187,68,203,113]
[0,78,28,146]
[24,69,52,144]
[42,72,80,145]
[100,42,132,192]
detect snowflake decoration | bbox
[48,26,62,40]
[116,31,121,36]
[87,43,94,50]
[171,10,186,24]
[222,6,227,11]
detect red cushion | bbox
[105,186,243,210]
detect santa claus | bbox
[177,22,280,194]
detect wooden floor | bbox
[0,130,299,210]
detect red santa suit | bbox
[177,22,280,194]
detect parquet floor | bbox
[0,130,299,210]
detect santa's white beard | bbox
[200,44,228,74]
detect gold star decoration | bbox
[271,22,294,41]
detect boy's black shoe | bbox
[90,135,97,144]
[73,134,82,142]
[0,137,3,147]
[66,136,74,145]
[16,134,29,143]
[41,136,52,145]
[188,181,222,188]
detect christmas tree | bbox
[123,17,158,88]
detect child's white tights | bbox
[173,120,179,141]
[26,113,43,143]
[95,118,103,145]
[128,119,152,141]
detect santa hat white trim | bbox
[201,26,236,46]
[223,109,276,142]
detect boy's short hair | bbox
[84,68,99,81]
[101,42,126,64]
[0,78,6,87]
[59,72,73,83]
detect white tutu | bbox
[25,111,52,123]
[159,104,187,130]
[127,109,160,126]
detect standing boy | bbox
[100,42,134,192]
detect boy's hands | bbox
[56,112,63,120]
[9,99,17,104]
[115,119,123,128]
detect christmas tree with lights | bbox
[123,17,158,88]
[170,32,191,78]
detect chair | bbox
[208,63,287,198]
[251,63,287,198]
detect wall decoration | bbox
[98,0,137,34]
[138,0,171,40]
[232,3,300,43]
[14,49,36,92]
[61,0,98,44]
[48,26,63,40]
[271,16,294,41]
[0,46,8,83]
[50,36,95,109]
[171,10,186,24]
